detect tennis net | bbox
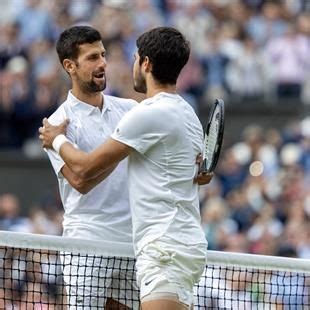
[0,231,309,309]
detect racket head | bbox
[201,99,225,173]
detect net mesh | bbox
[0,232,309,309]
[0,247,139,309]
[196,266,309,309]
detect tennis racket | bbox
[200,99,225,173]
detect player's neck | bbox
[146,79,176,98]
[72,88,103,110]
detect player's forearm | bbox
[61,163,117,194]
[77,164,117,194]
[59,142,109,179]
[58,139,122,180]
[58,142,90,177]
[55,135,130,180]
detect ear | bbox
[143,56,152,73]
[63,59,75,75]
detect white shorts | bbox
[62,254,139,309]
[136,237,207,307]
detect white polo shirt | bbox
[112,92,207,254]
[46,91,137,244]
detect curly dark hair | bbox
[136,27,190,84]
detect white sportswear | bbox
[111,92,207,255]
[46,91,137,243]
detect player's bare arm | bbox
[39,118,118,193]
[40,118,213,186]
[61,164,117,194]
[39,118,130,180]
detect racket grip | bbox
[199,159,208,173]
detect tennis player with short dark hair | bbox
[40,27,209,310]
[45,25,139,309]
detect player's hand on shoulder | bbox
[38,118,69,149]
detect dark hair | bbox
[56,26,102,64]
[136,27,190,84]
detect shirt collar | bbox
[67,90,111,115]
[142,92,180,105]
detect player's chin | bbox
[133,83,146,94]
[93,80,106,91]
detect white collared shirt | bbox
[112,92,207,254]
[46,91,137,243]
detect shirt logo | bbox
[144,279,154,286]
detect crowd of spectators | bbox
[200,117,310,259]
[0,0,309,305]
[0,0,309,150]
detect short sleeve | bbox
[45,149,65,177]
[45,105,75,177]
[111,105,166,154]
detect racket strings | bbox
[204,113,220,170]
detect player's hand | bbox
[194,153,213,185]
[195,171,213,185]
[38,118,69,149]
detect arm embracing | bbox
[59,137,130,180]
[61,164,117,194]
[39,118,131,182]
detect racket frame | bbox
[201,98,225,173]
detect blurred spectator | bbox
[67,0,100,23]
[226,188,257,233]
[133,0,164,33]
[15,0,56,48]
[247,203,283,254]
[246,1,289,47]
[91,3,128,43]
[0,21,26,69]
[226,34,266,99]
[29,207,62,235]
[1,56,34,148]
[0,191,62,235]
[201,27,230,102]
[221,232,249,253]
[216,148,248,196]
[0,193,32,232]
[201,196,238,250]
[177,54,204,112]
[265,23,309,100]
